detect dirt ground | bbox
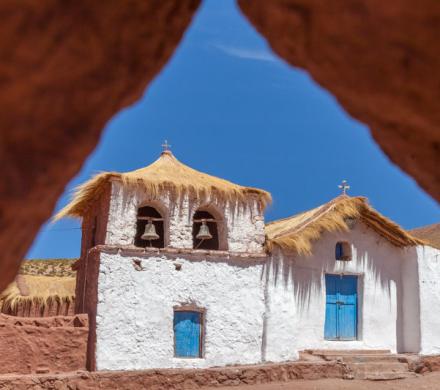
[206,372,440,390]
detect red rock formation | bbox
[2,0,439,301]
[238,0,440,201]
[0,0,200,292]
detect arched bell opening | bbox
[192,208,226,251]
[134,206,165,248]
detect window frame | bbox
[173,305,205,359]
[335,241,352,261]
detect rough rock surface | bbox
[0,355,439,389]
[0,314,88,374]
[212,372,440,390]
[0,0,200,293]
[0,361,346,389]
[2,0,440,299]
[238,0,440,202]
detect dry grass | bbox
[0,275,75,313]
[19,258,77,277]
[55,151,271,220]
[266,195,423,255]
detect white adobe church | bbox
[56,147,440,371]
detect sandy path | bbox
[205,372,440,390]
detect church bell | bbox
[141,220,160,241]
[196,221,213,240]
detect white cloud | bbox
[212,43,277,62]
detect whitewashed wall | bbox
[417,245,440,355]
[95,253,266,370]
[87,180,438,367]
[105,181,265,253]
[400,246,421,353]
[263,222,408,362]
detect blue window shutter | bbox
[335,242,343,259]
[174,311,202,358]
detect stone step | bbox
[350,361,408,372]
[309,349,391,356]
[353,371,417,381]
[323,354,407,363]
[348,362,413,380]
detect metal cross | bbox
[161,140,171,152]
[338,180,350,195]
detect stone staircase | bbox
[300,349,418,380]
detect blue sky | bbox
[28,0,439,259]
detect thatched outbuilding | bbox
[0,259,76,317]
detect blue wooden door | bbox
[324,274,357,340]
[174,311,202,357]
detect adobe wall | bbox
[417,245,440,355]
[95,251,266,370]
[264,222,409,362]
[105,181,266,253]
[0,314,88,375]
[76,184,111,314]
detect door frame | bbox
[324,273,360,341]
[173,305,206,359]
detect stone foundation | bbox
[408,355,440,374]
[0,361,346,389]
[0,355,439,389]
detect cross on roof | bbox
[338,180,350,195]
[161,140,172,152]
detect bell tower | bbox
[55,144,271,371]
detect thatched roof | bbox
[265,195,423,255]
[55,151,271,220]
[410,223,440,249]
[0,259,76,315]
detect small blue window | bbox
[335,242,343,259]
[335,241,352,261]
[174,310,203,358]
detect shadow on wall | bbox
[262,227,421,352]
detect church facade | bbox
[56,150,440,371]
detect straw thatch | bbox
[54,151,272,220]
[265,195,423,255]
[410,223,440,249]
[0,259,76,316]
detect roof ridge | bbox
[265,195,420,255]
[409,222,440,232]
[54,152,271,221]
